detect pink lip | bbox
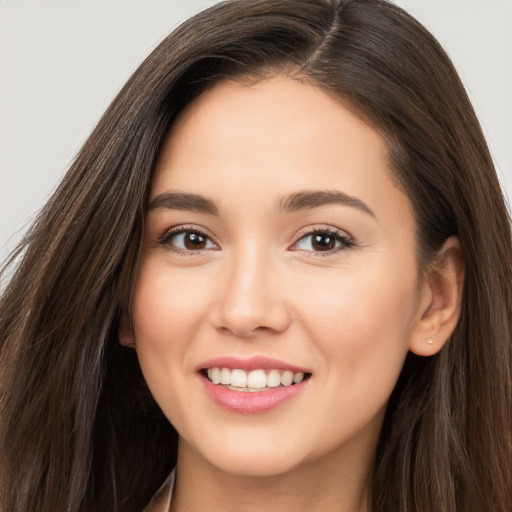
[197,355,310,373]
[199,374,310,414]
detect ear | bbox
[119,314,136,348]
[409,236,465,356]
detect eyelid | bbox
[158,224,220,253]
[293,224,353,241]
[289,225,356,255]
[156,223,355,256]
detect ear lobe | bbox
[119,314,136,348]
[409,236,465,356]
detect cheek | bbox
[129,260,203,415]
[294,265,417,441]
[129,260,205,429]
[131,260,208,352]
[296,261,417,381]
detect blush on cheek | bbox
[308,276,414,393]
[132,264,206,347]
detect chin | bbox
[189,430,307,477]
[209,451,303,478]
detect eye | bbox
[159,227,218,253]
[291,228,355,255]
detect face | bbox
[129,77,425,477]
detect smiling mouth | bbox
[203,367,312,392]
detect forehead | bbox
[151,76,413,227]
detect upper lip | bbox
[197,355,310,374]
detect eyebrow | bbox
[147,189,375,218]
[148,192,219,215]
[281,190,376,217]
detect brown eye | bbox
[160,228,217,253]
[311,233,336,251]
[291,229,355,254]
[184,232,207,250]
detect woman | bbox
[0,0,510,511]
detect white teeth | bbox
[205,367,307,390]
[247,369,267,388]
[280,371,294,386]
[220,367,231,385]
[267,369,281,388]
[211,367,221,384]
[230,369,248,388]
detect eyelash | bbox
[291,227,355,257]
[158,225,355,256]
[158,225,217,255]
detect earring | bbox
[427,339,434,345]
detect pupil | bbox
[313,233,334,251]
[185,233,206,249]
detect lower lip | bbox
[199,374,309,414]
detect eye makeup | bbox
[156,223,356,258]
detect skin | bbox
[122,77,464,511]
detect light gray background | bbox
[1,0,511,263]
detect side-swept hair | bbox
[1,1,510,510]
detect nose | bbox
[210,245,291,338]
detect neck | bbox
[170,437,375,512]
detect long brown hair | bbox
[1,1,511,510]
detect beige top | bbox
[143,470,175,512]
